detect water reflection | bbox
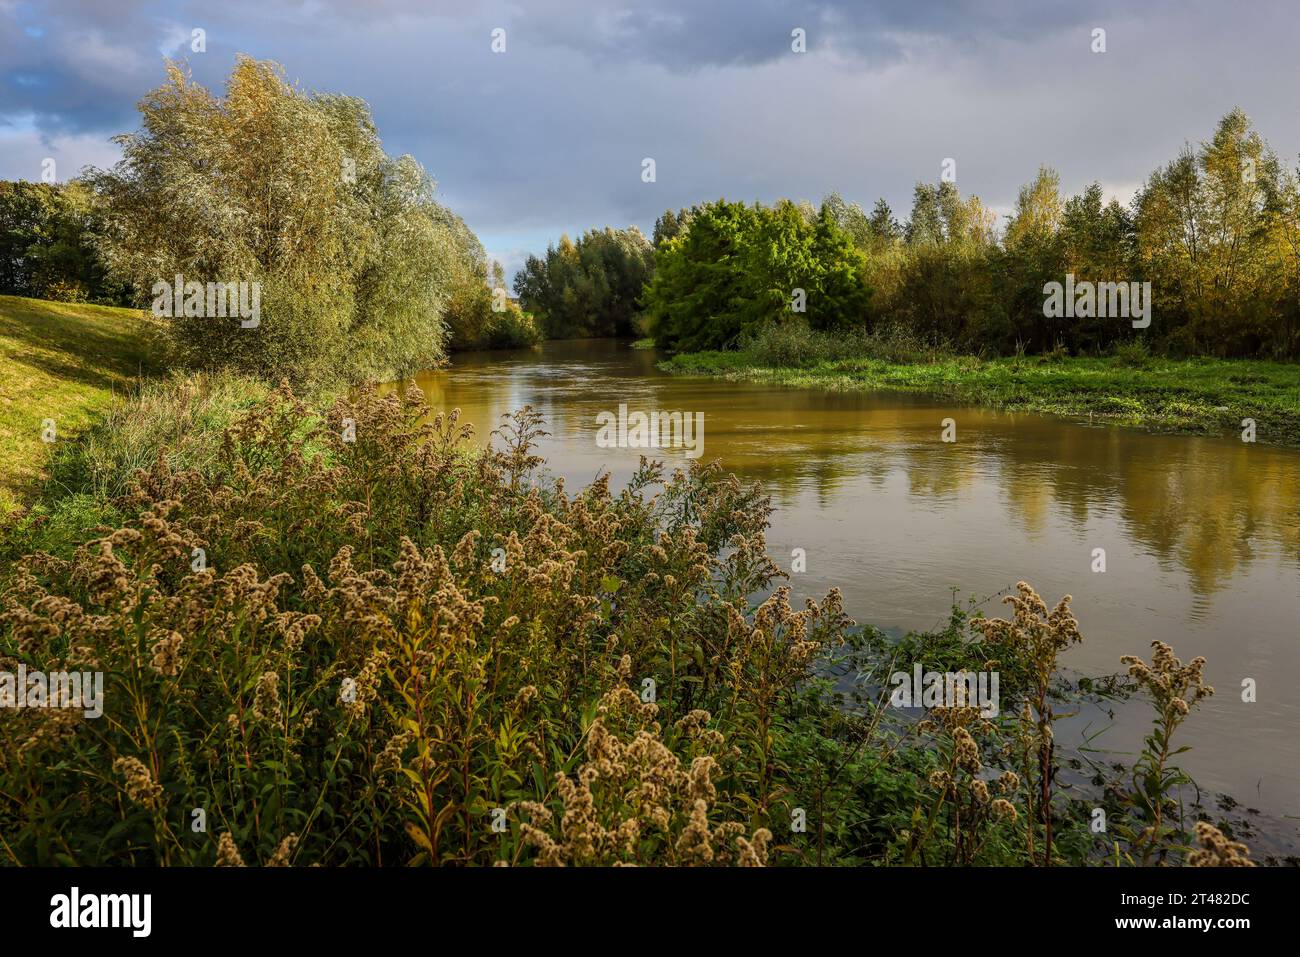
[395,339,1300,819]
[410,340,1298,599]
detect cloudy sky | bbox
[3,0,1298,280]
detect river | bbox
[402,338,1300,852]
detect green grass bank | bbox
[661,348,1300,447]
[0,295,157,511]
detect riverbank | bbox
[0,295,157,512]
[2,330,1290,864]
[661,349,1300,447]
[2,368,1271,864]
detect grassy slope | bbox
[0,295,153,511]
[662,350,1300,447]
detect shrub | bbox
[1112,338,1153,368]
[738,320,852,366]
[738,318,947,367]
[0,385,1242,866]
[0,384,855,865]
[483,303,544,349]
[46,372,270,501]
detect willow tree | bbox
[90,56,460,382]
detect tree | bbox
[89,56,466,382]
[439,216,541,351]
[896,181,1001,349]
[1268,158,1300,358]
[642,199,870,350]
[820,192,872,249]
[0,180,122,303]
[643,200,758,351]
[1004,167,1063,248]
[1058,182,1137,352]
[906,183,946,246]
[807,204,871,330]
[513,227,653,338]
[867,198,902,247]
[1134,108,1281,355]
[1001,167,1066,351]
[653,207,693,246]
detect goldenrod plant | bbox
[0,383,1251,866]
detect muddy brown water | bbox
[395,338,1300,849]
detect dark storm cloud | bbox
[518,0,1165,70]
[0,0,1167,135]
[3,0,1298,276]
[0,0,156,135]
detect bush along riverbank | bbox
[659,322,1300,448]
[0,378,1273,865]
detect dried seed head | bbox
[113,755,163,809]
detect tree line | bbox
[515,108,1300,360]
[6,85,1298,367]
